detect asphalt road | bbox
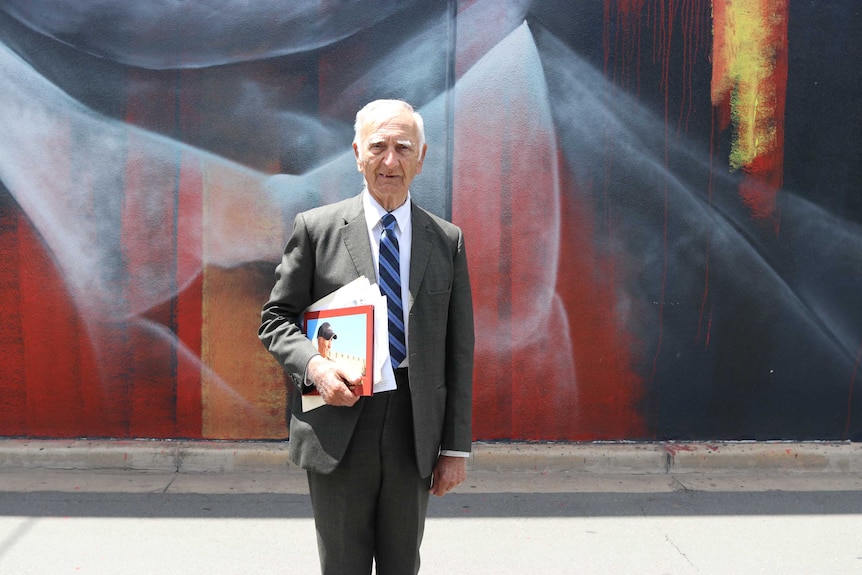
[1,468,861,574]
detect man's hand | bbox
[429,455,466,497]
[306,355,362,407]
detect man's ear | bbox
[417,144,428,173]
[353,142,362,171]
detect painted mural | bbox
[0,1,860,441]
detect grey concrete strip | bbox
[4,467,862,495]
[0,439,860,474]
[0,469,179,493]
[0,440,180,472]
[665,441,862,473]
[470,442,668,473]
[176,441,291,473]
[472,441,862,474]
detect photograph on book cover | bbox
[303,304,374,397]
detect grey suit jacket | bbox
[259,193,474,478]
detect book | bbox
[301,304,374,411]
[303,276,397,396]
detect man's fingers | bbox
[429,455,467,496]
[333,364,364,389]
[430,481,450,497]
[310,358,362,406]
[325,381,359,406]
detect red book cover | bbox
[302,304,374,410]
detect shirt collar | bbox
[362,188,411,233]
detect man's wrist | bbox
[304,354,323,387]
[440,450,470,458]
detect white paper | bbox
[301,394,326,412]
[305,276,372,312]
[370,290,397,394]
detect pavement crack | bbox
[162,473,178,493]
[0,518,37,560]
[670,476,690,492]
[665,534,697,571]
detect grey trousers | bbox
[307,371,431,575]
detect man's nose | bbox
[382,147,398,166]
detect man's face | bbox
[317,336,332,359]
[353,106,426,211]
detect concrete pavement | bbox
[1,440,862,574]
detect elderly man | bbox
[259,99,474,574]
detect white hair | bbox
[353,99,426,155]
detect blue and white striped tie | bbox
[379,213,406,370]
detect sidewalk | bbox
[2,440,862,574]
[1,438,860,475]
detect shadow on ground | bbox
[2,490,861,519]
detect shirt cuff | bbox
[440,450,470,458]
[303,354,321,387]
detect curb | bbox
[472,441,862,474]
[0,440,290,474]
[1,439,860,475]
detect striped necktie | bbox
[379,213,406,369]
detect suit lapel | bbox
[340,195,431,313]
[340,195,376,282]
[408,204,432,314]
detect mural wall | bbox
[1,1,860,441]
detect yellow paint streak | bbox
[712,0,785,171]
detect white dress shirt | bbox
[362,189,468,459]
[362,189,412,364]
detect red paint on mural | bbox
[712,0,789,225]
[1,121,117,437]
[556,165,647,440]
[174,149,204,438]
[16,205,92,435]
[457,144,647,440]
[0,192,26,435]
[116,72,205,439]
[453,23,646,440]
